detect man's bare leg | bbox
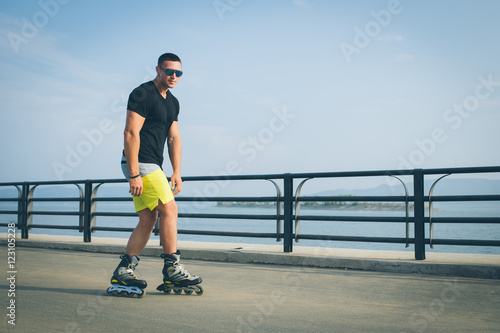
[156,199,178,255]
[155,199,203,294]
[125,208,158,257]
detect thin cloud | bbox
[377,34,405,42]
[292,0,312,10]
[0,13,123,86]
[393,54,415,63]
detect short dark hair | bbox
[158,53,181,66]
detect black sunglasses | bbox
[159,66,183,77]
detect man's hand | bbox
[170,172,182,195]
[129,176,143,197]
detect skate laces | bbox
[162,252,198,281]
[173,262,193,278]
[117,262,143,281]
[117,266,141,280]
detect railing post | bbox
[83,180,92,242]
[283,173,293,253]
[77,184,85,233]
[20,182,29,239]
[15,185,22,234]
[413,169,426,260]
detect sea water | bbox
[1,199,499,255]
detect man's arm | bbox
[167,121,182,195]
[124,110,145,196]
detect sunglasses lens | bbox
[164,69,183,77]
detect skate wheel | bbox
[157,284,170,294]
[184,289,193,295]
[195,286,204,296]
[173,288,182,295]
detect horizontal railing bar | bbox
[426,195,500,202]
[30,225,80,230]
[177,229,280,238]
[175,196,279,202]
[93,196,282,203]
[93,174,286,183]
[89,179,127,184]
[93,212,138,217]
[424,217,500,224]
[0,198,19,202]
[93,197,132,202]
[29,197,82,202]
[297,234,410,243]
[178,213,280,220]
[28,211,82,216]
[290,169,414,179]
[430,239,500,246]
[4,180,87,186]
[0,222,17,227]
[297,215,409,222]
[0,211,19,215]
[300,195,499,203]
[91,227,281,239]
[297,196,410,202]
[93,226,135,232]
[180,174,285,181]
[92,196,281,202]
[422,166,500,175]
[21,194,498,204]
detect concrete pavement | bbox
[1,239,500,332]
[3,234,500,279]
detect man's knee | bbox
[157,199,177,217]
[138,209,158,225]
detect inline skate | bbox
[107,254,147,297]
[156,251,203,295]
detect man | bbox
[107,53,202,297]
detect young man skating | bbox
[107,53,202,297]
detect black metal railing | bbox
[1,166,499,260]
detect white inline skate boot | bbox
[156,251,203,295]
[107,254,147,297]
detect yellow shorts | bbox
[133,168,174,212]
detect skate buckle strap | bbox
[120,254,140,269]
[117,267,138,280]
[161,252,181,265]
[129,255,140,269]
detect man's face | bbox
[158,60,182,89]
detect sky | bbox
[0,0,499,193]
